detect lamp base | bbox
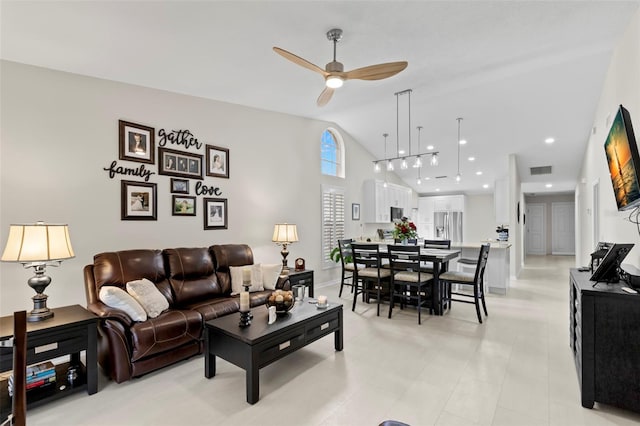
[28,294,54,322]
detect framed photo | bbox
[352,203,361,221]
[170,178,189,194]
[158,147,203,180]
[121,180,157,220]
[119,120,155,164]
[203,198,227,230]
[172,195,196,216]
[205,145,229,179]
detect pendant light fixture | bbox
[372,89,439,169]
[414,126,423,168]
[455,117,463,182]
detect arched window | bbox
[321,128,345,178]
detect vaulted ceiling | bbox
[2,1,638,195]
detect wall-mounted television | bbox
[604,105,640,211]
[390,207,404,222]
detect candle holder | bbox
[239,310,252,327]
[243,284,253,320]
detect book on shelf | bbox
[5,361,57,397]
[26,361,55,378]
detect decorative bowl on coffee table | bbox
[266,289,295,316]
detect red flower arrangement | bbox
[392,217,417,240]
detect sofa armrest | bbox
[276,276,291,291]
[87,301,134,327]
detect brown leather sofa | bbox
[83,244,288,383]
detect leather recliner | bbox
[83,244,288,383]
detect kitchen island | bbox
[451,242,511,295]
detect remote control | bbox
[621,286,638,294]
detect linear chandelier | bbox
[373,88,439,173]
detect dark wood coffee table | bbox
[204,301,343,404]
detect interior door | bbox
[552,202,575,255]
[526,203,546,255]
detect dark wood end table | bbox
[0,304,98,418]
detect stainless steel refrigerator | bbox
[434,211,463,242]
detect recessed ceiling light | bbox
[476,171,482,175]
[427,145,434,150]
[459,139,467,145]
[398,150,405,155]
[545,138,555,144]
[482,184,489,189]
[468,156,475,161]
[545,183,553,188]
[435,188,440,192]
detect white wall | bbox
[465,194,496,242]
[0,61,396,315]
[576,9,640,267]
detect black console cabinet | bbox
[570,269,640,413]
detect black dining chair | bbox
[337,239,357,298]
[351,243,392,316]
[420,239,451,273]
[387,245,434,324]
[438,244,490,323]
[394,238,418,245]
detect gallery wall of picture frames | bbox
[109,119,229,229]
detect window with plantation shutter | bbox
[321,185,345,268]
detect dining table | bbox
[365,243,461,315]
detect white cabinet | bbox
[363,180,412,223]
[417,197,435,239]
[433,195,465,212]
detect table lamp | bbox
[272,223,298,275]
[1,222,75,322]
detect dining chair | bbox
[351,243,392,316]
[337,238,356,297]
[387,245,434,324]
[394,238,417,245]
[438,244,490,323]
[1,311,27,426]
[420,239,451,272]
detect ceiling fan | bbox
[273,28,408,107]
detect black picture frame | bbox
[352,203,360,220]
[119,120,155,164]
[172,195,196,216]
[121,180,157,220]
[203,198,227,229]
[205,145,229,179]
[158,147,203,180]
[170,178,189,194]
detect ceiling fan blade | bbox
[317,87,335,107]
[273,47,328,76]
[345,61,408,81]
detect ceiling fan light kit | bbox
[273,28,407,107]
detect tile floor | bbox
[27,255,640,425]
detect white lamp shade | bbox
[272,224,298,244]
[1,223,75,262]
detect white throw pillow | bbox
[229,264,264,294]
[99,286,147,322]
[261,263,282,290]
[126,278,169,318]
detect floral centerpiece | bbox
[392,216,417,241]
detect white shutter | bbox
[321,185,345,267]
